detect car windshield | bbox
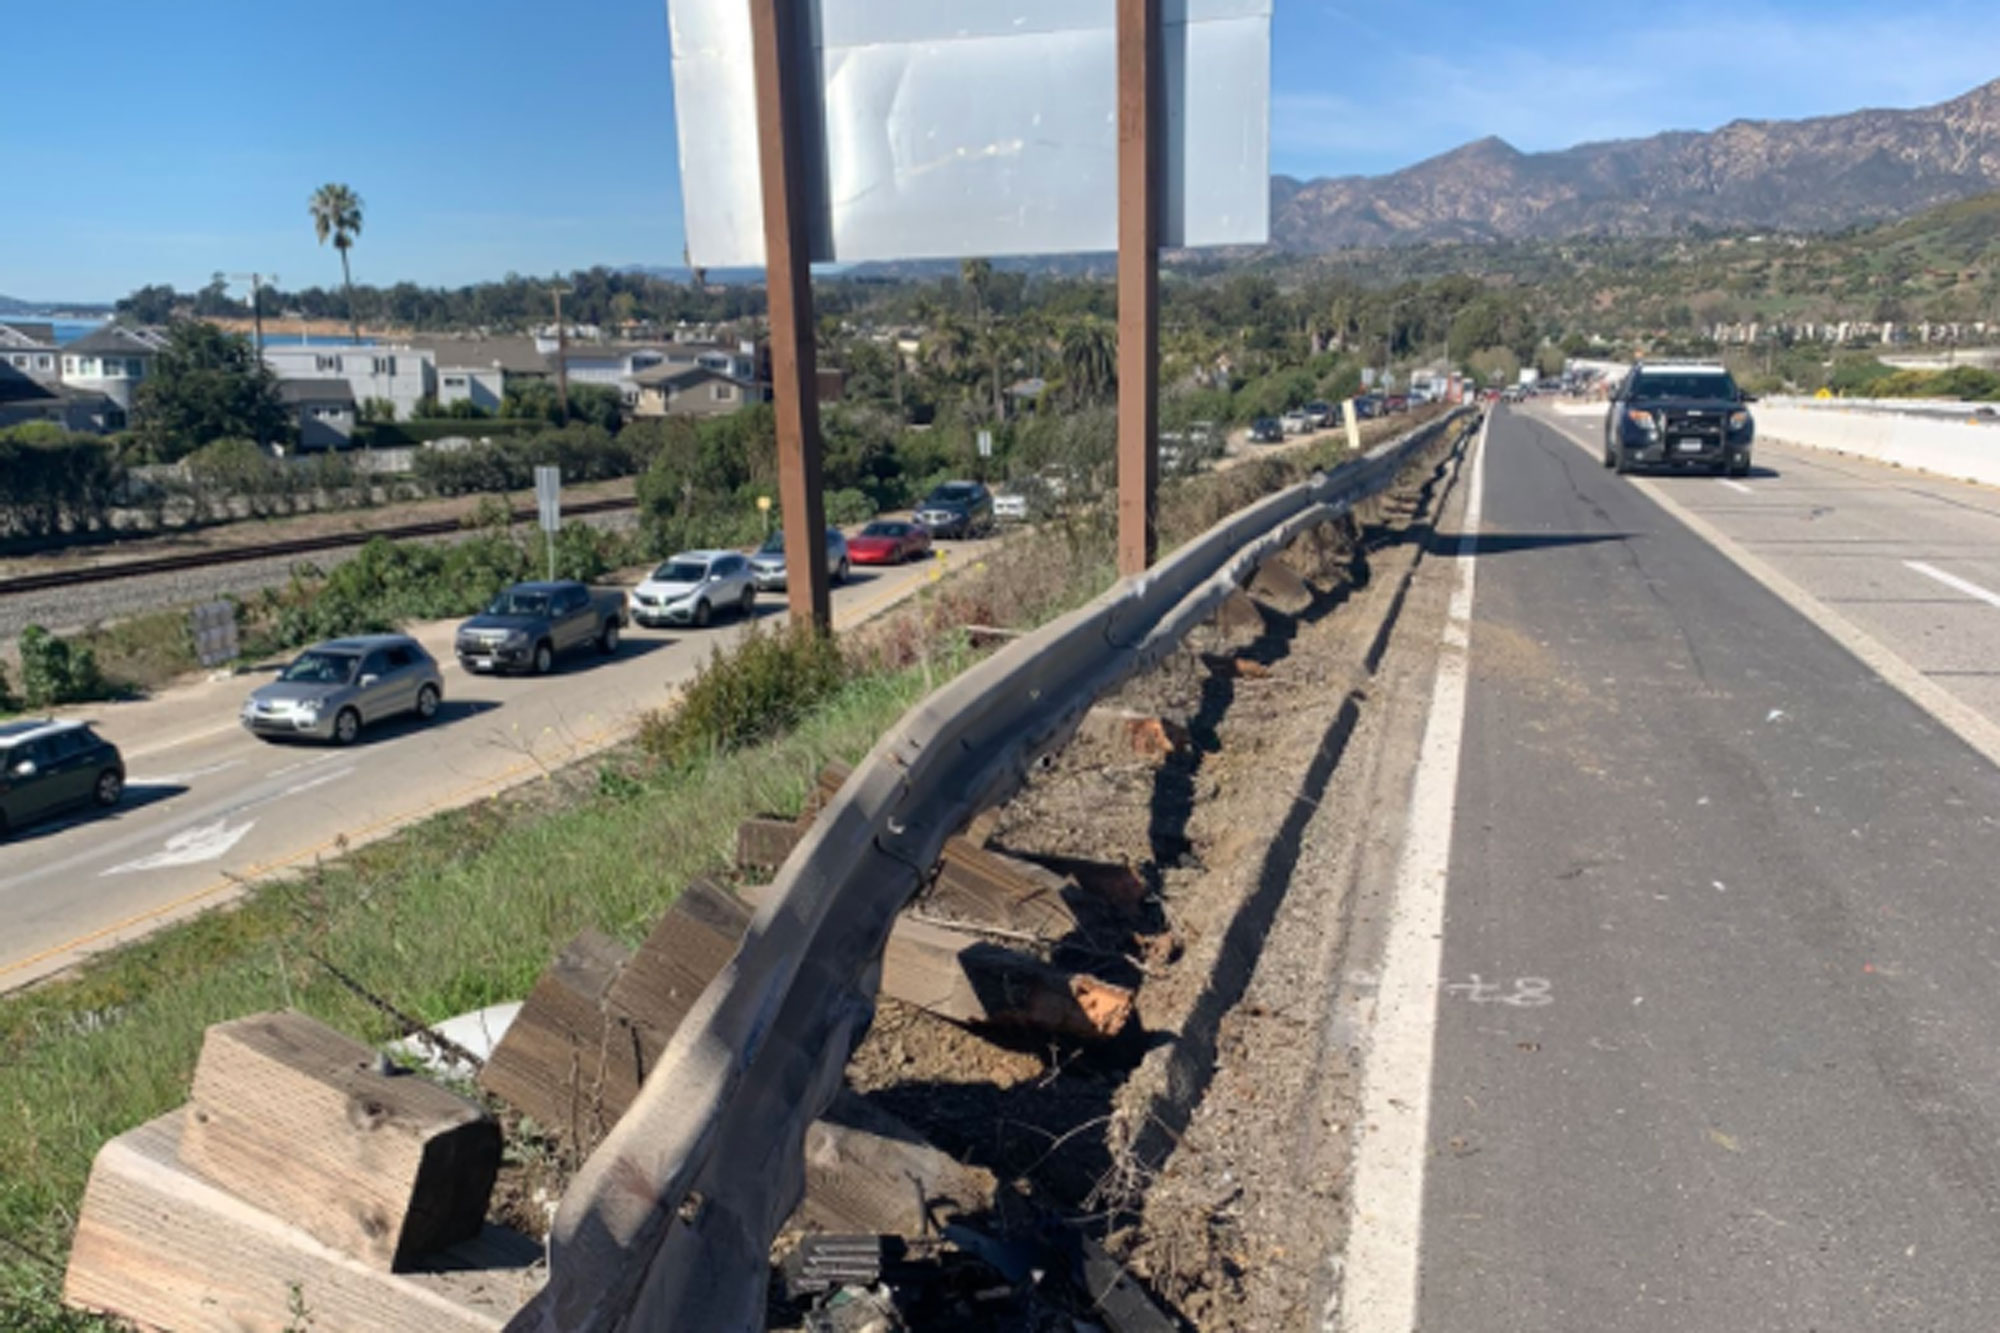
[279,651,358,685]
[1631,373,1739,401]
[928,485,978,505]
[758,533,785,554]
[486,590,551,616]
[863,523,908,538]
[655,561,710,583]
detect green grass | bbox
[0,656,963,1328]
[0,431,1380,1327]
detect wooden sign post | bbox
[750,0,833,632]
[1117,0,1162,577]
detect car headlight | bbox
[1729,410,1751,430]
[294,701,321,720]
[504,630,530,648]
[1626,409,1657,432]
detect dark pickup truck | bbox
[453,580,627,675]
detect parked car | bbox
[0,719,123,836]
[749,528,851,591]
[1248,416,1284,444]
[243,635,444,745]
[914,481,995,539]
[1303,401,1335,429]
[1281,409,1312,435]
[1603,361,1755,478]
[631,550,757,628]
[848,520,932,565]
[455,580,626,674]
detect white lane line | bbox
[125,758,245,787]
[1340,413,1487,1333]
[1719,478,1754,495]
[1536,410,2000,773]
[122,722,242,761]
[1905,560,2000,610]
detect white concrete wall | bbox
[1750,403,2000,486]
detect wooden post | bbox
[751,0,832,632]
[1116,0,1162,577]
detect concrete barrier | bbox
[1755,404,2000,487]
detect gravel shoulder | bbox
[818,422,1477,1329]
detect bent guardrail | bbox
[509,407,1476,1332]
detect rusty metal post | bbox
[750,0,832,631]
[1116,0,1161,577]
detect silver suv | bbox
[242,634,445,745]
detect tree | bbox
[1059,319,1117,405]
[310,182,366,345]
[130,322,292,462]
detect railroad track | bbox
[0,496,639,597]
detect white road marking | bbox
[1340,412,1487,1333]
[1905,560,2000,610]
[103,818,256,875]
[1539,411,2000,773]
[1719,478,1754,495]
[122,722,242,761]
[125,758,246,787]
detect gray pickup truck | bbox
[453,579,626,675]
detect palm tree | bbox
[1060,318,1117,405]
[309,183,365,345]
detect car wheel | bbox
[532,641,555,675]
[836,559,850,585]
[415,683,440,720]
[693,599,712,629]
[1602,445,1616,469]
[1613,447,1633,476]
[1731,456,1752,478]
[740,586,757,619]
[94,768,124,807]
[333,708,361,747]
[598,621,620,655]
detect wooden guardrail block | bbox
[736,815,807,872]
[1213,587,1270,638]
[1248,556,1314,613]
[927,837,1084,939]
[794,1092,996,1238]
[478,929,630,1147]
[180,1011,500,1273]
[881,917,1133,1041]
[66,1109,539,1332]
[481,883,754,1150]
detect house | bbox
[631,364,759,418]
[0,362,124,433]
[262,344,436,421]
[418,335,548,413]
[0,322,60,384]
[555,340,763,409]
[278,378,358,450]
[60,325,168,413]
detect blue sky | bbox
[3,0,1998,302]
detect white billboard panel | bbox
[669,0,1272,267]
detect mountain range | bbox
[1273,77,2000,251]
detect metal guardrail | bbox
[506,409,1475,1332]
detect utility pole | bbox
[230,272,274,359]
[551,284,572,424]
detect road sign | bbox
[534,466,561,532]
[669,0,1272,266]
[976,430,993,459]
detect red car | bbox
[848,519,932,565]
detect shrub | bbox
[638,623,848,767]
[0,659,17,713]
[824,488,877,527]
[16,625,110,708]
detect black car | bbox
[0,719,124,836]
[1604,363,1755,477]
[1248,416,1284,444]
[914,481,995,539]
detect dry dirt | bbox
[826,423,1477,1330]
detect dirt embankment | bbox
[812,423,1475,1329]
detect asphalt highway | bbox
[1411,406,2000,1330]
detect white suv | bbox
[631,550,757,628]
